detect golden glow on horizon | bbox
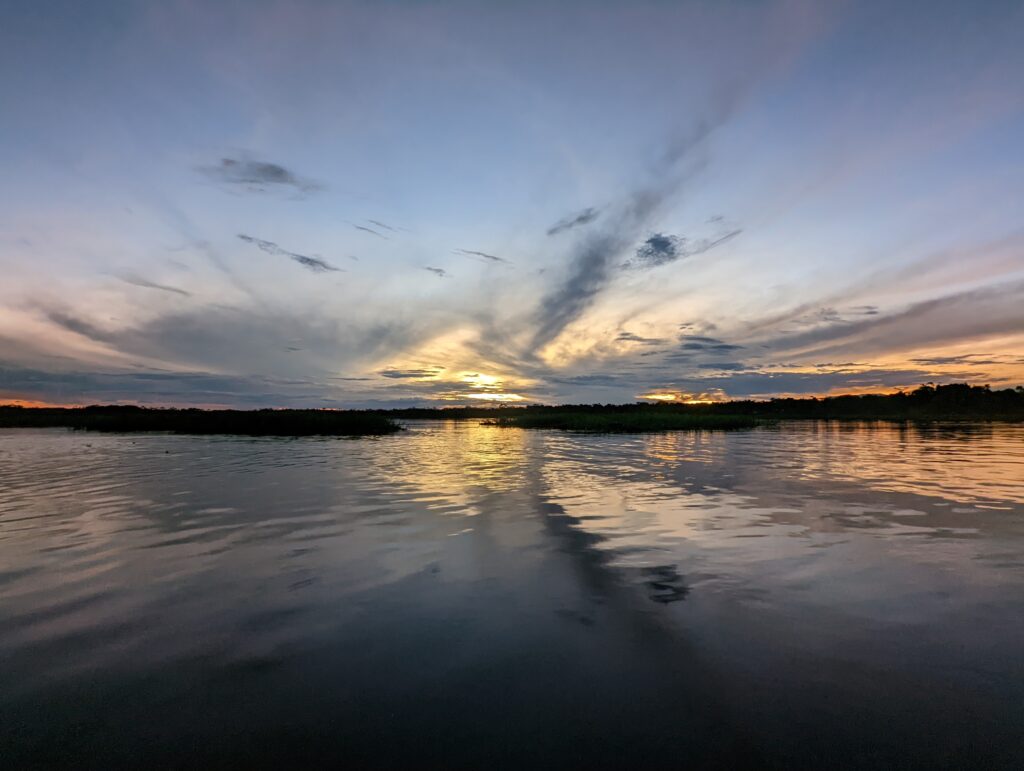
[464,392,526,402]
[638,390,728,404]
[0,397,73,408]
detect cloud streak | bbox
[237,235,341,273]
[200,157,322,194]
[527,114,736,355]
[352,224,388,239]
[455,249,508,264]
[117,275,191,297]
[546,207,600,236]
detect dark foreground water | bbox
[1,421,1022,769]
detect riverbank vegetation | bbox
[2,384,1021,436]
[385,384,1024,423]
[0,405,401,436]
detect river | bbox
[1,421,1022,768]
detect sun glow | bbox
[638,390,727,404]
[464,392,526,402]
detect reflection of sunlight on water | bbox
[383,420,532,500]
[528,421,1024,585]
[778,422,1024,506]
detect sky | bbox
[2,0,1023,408]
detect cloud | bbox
[378,367,444,379]
[625,228,742,269]
[46,311,109,341]
[455,249,508,264]
[528,111,741,354]
[366,219,400,232]
[756,280,1024,361]
[0,364,333,408]
[546,207,600,236]
[352,224,388,239]
[530,231,629,353]
[237,234,340,273]
[670,368,964,398]
[632,233,683,267]
[199,157,321,194]
[117,275,191,297]
[424,267,449,278]
[35,302,443,389]
[909,354,1023,366]
[616,331,666,345]
[676,335,743,352]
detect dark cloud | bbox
[237,234,340,273]
[366,219,399,232]
[677,335,743,352]
[625,228,742,269]
[616,331,666,345]
[424,267,449,278]
[378,367,443,379]
[530,231,627,352]
[549,373,629,387]
[910,354,1021,366]
[697,361,749,371]
[546,207,600,236]
[788,305,883,329]
[200,157,321,194]
[117,275,190,297]
[632,233,684,267]
[455,249,508,264]
[46,311,109,341]
[352,224,388,239]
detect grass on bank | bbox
[485,411,764,432]
[0,405,401,437]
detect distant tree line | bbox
[379,384,1024,421]
[1,384,1022,435]
[0,404,400,436]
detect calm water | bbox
[1,421,1022,768]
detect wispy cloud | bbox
[117,275,191,297]
[237,234,341,273]
[546,207,600,236]
[378,367,444,379]
[352,224,388,239]
[677,335,743,352]
[616,331,666,345]
[455,249,508,264]
[529,114,735,354]
[424,267,449,278]
[199,157,322,194]
[754,280,1024,361]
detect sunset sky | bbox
[2,0,1023,407]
